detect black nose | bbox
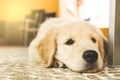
[83,50,98,63]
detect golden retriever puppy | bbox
[28,18,108,72]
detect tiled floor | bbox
[0,47,120,80]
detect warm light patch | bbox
[4,5,26,20]
[0,0,59,21]
[1,0,30,21]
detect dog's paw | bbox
[52,60,67,68]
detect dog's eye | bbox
[91,37,96,43]
[65,39,74,45]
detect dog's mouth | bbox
[52,60,102,72]
[70,62,101,73]
[86,62,98,70]
[84,62,103,72]
[53,62,102,73]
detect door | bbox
[109,0,120,66]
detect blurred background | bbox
[0,0,109,47]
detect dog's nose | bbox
[83,50,98,63]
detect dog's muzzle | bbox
[83,50,98,63]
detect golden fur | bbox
[28,18,108,72]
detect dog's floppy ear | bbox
[102,36,108,61]
[98,31,108,65]
[37,28,57,67]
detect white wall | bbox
[59,0,78,20]
[59,0,110,27]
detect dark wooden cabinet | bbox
[0,21,35,46]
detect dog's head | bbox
[37,21,108,72]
